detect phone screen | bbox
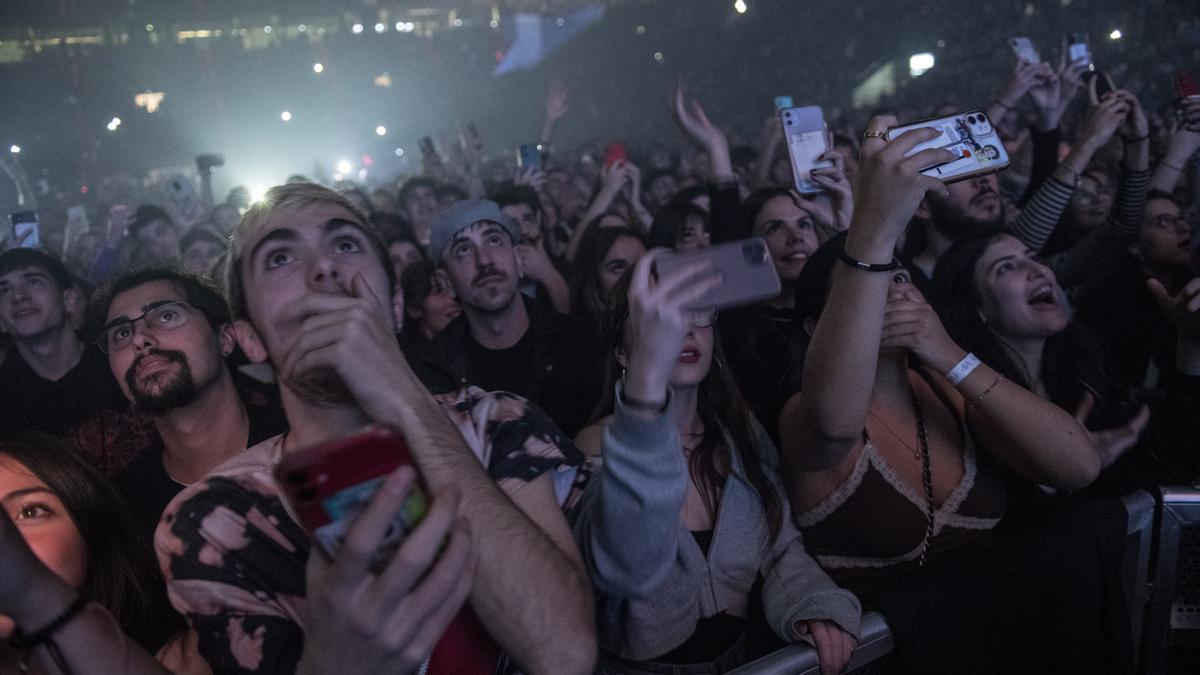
[518,144,541,170]
[9,211,39,249]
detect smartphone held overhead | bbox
[9,211,39,248]
[885,111,1009,183]
[655,238,781,311]
[781,105,832,195]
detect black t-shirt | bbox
[115,400,288,543]
[464,329,536,397]
[0,344,128,435]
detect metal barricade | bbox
[1141,486,1200,674]
[728,611,893,674]
[1122,490,1156,669]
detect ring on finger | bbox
[863,130,888,140]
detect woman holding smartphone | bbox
[572,251,861,675]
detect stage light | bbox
[281,111,292,121]
[263,26,273,34]
[453,19,464,27]
[909,52,935,77]
[734,0,748,14]
[1109,29,1122,40]
[336,160,352,174]
[313,62,324,73]
[351,23,364,34]
[145,24,154,32]
[653,51,664,63]
[298,24,307,32]
[110,117,122,127]
[394,147,405,157]
[9,145,19,154]
[375,126,387,136]
[374,23,386,33]
[249,185,268,203]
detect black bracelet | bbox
[838,244,900,272]
[8,592,90,649]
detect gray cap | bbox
[429,199,519,262]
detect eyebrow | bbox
[104,298,184,330]
[248,218,366,265]
[451,223,505,245]
[1,486,55,506]
[987,254,1017,272]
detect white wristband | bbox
[946,353,981,386]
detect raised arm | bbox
[565,161,630,261]
[1150,100,1200,195]
[781,118,952,473]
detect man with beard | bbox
[410,199,600,436]
[0,249,153,474]
[90,268,285,539]
[153,183,595,674]
[905,173,1008,291]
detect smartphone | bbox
[603,142,627,168]
[1092,71,1115,99]
[275,426,428,572]
[517,143,541,170]
[1176,73,1200,101]
[773,96,795,111]
[1067,32,1092,70]
[884,111,1010,183]
[9,211,39,249]
[1008,37,1039,64]
[655,237,781,311]
[781,105,833,195]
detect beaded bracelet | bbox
[968,373,1005,409]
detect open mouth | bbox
[678,349,700,364]
[783,251,809,263]
[1027,286,1057,306]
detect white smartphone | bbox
[9,211,39,249]
[781,105,832,195]
[1008,37,1039,64]
[1067,32,1092,70]
[884,111,1010,183]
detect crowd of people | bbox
[1,32,1200,675]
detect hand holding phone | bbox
[9,211,39,249]
[1067,32,1092,70]
[655,238,781,311]
[518,143,542,170]
[603,142,627,168]
[782,105,833,194]
[884,111,1010,183]
[1009,37,1039,64]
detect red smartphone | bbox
[1177,73,1200,101]
[603,142,627,168]
[275,426,427,572]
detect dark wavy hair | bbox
[591,268,784,542]
[931,231,1110,413]
[569,226,646,329]
[0,432,179,650]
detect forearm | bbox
[539,269,571,315]
[566,191,617,261]
[13,599,168,675]
[788,234,893,467]
[1150,142,1196,194]
[1010,175,1075,252]
[1019,126,1063,205]
[960,364,1100,488]
[1049,168,1150,288]
[576,391,687,598]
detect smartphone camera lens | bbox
[967,115,978,124]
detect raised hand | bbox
[670,77,727,152]
[1111,90,1149,142]
[299,468,475,675]
[1072,392,1149,469]
[847,116,954,253]
[809,149,854,229]
[996,60,1043,109]
[1076,90,1130,152]
[545,82,570,124]
[622,250,723,408]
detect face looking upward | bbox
[1137,198,1192,269]
[973,234,1070,341]
[752,194,820,283]
[0,266,74,342]
[501,203,543,246]
[924,173,1005,237]
[0,455,87,590]
[440,222,522,315]
[103,280,233,415]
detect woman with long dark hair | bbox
[568,225,646,330]
[0,432,187,674]
[572,252,860,675]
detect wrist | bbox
[844,228,898,262]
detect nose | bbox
[308,253,343,292]
[131,322,159,352]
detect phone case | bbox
[655,238,781,311]
[1176,74,1200,99]
[603,142,627,167]
[781,106,833,195]
[774,96,795,111]
[275,426,427,572]
[885,111,1010,184]
[518,144,541,170]
[1008,37,1038,64]
[1067,33,1091,67]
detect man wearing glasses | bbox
[89,267,284,540]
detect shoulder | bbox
[574,417,612,459]
[435,386,586,492]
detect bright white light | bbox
[313,62,324,73]
[106,122,118,132]
[263,25,272,34]
[375,125,387,136]
[395,21,404,31]
[636,25,646,34]
[734,0,748,14]
[110,117,122,126]
[145,24,154,32]
[489,19,499,28]
[397,22,415,33]
[909,52,935,77]
[653,51,664,63]
[336,160,353,174]
[249,185,268,203]
[374,23,386,33]
[280,111,292,122]
[333,173,344,181]
[394,147,405,157]
[453,19,463,27]
[298,24,307,32]
[9,145,19,154]
[1109,29,1122,40]
[351,23,364,34]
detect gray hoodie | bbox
[572,385,862,662]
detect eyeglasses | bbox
[687,308,718,329]
[97,300,195,354]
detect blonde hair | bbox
[225,182,391,320]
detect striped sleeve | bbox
[1010,175,1076,252]
[1048,169,1152,288]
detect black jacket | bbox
[407,296,602,437]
